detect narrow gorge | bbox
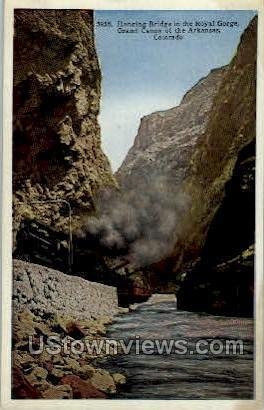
[115,16,256,316]
[12,9,257,399]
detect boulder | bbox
[42,384,73,399]
[12,366,41,399]
[112,373,126,385]
[90,369,116,394]
[60,375,106,398]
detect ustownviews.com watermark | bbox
[28,335,245,356]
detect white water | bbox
[98,301,254,399]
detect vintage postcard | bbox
[1,0,263,409]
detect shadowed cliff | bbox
[175,16,257,315]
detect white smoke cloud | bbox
[79,173,189,268]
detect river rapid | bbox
[97,300,254,399]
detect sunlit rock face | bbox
[13,9,116,243]
[116,66,226,190]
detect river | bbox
[97,300,254,399]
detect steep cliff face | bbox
[116,17,257,315]
[117,66,226,189]
[177,139,255,316]
[170,17,257,316]
[173,16,257,272]
[13,10,116,241]
[114,67,227,300]
[12,12,127,397]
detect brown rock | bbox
[112,372,126,385]
[43,361,54,372]
[90,369,116,394]
[25,366,48,385]
[50,367,65,380]
[66,321,86,339]
[12,351,34,369]
[174,16,257,275]
[60,375,106,398]
[13,310,36,342]
[78,364,95,379]
[42,384,73,399]
[63,357,95,379]
[12,366,41,399]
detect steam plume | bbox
[78,173,189,268]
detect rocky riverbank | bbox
[12,260,126,399]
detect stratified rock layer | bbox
[13,10,116,241]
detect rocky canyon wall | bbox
[175,16,257,315]
[114,62,227,299]
[11,12,126,398]
[174,16,256,269]
[13,10,116,243]
[117,66,226,190]
[117,16,257,315]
